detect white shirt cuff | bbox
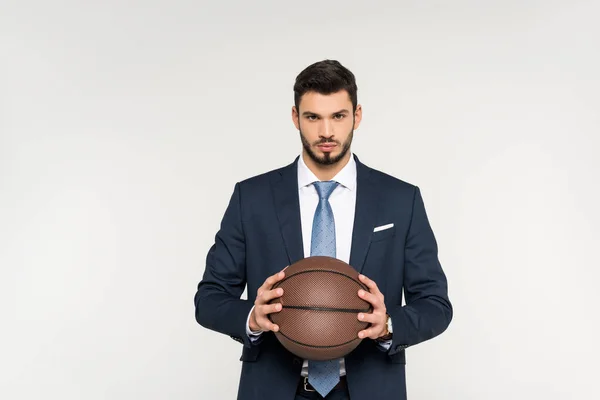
[377,339,393,350]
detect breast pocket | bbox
[371,225,396,242]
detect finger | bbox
[257,316,280,332]
[358,274,382,295]
[358,326,381,340]
[258,270,287,294]
[358,289,382,308]
[264,271,285,288]
[258,302,283,316]
[256,306,281,332]
[257,288,284,305]
[357,312,382,324]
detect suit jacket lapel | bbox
[349,155,378,274]
[271,156,304,266]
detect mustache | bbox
[314,139,339,145]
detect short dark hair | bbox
[293,60,358,112]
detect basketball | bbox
[268,256,372,361]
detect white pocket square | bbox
[373,223,394,232]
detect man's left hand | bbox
[356,274,388,340]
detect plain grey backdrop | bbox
[1,0,599,399]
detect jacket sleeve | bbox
[387,186,453,356]
[194,182,256,348]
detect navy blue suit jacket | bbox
[194,154,452,400]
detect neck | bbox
[302,150,352,181]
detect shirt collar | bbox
[297,152,357,191]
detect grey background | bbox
[1,0,599,399]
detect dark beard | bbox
[299,128,353,166]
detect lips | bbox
[317,143,337,149]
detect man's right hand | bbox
[249,267,287,332]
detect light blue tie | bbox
[308,180,341,398]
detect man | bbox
[194,60,452,400]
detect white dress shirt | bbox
[246,152,390,377]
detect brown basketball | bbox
[268,256,372,361]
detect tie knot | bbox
[313,180,339,200]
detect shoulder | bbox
[235,158,296,192]
[359,158,418,198]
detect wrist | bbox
[376,314,393,341]
[249,310,260,332]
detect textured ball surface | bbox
[269,256,371,361]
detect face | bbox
[292,90,362,166]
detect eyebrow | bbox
[301,109,351,117]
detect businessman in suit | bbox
[194,60,452,399]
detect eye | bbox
[333,114,345,120]
[306,115,318,121]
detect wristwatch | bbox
[376,314,393,342]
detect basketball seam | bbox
[272,268,369,291]
[276,330,364,349]
[282,305,370,313]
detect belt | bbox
[298,376,348,393]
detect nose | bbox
[320,120,334,139]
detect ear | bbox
[353,104,363,130]
[292,106,300,130]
